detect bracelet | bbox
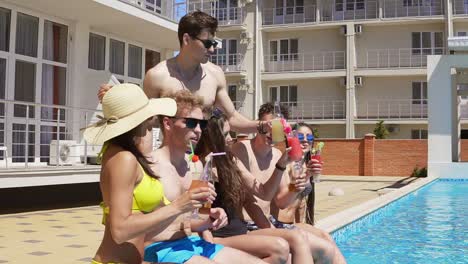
[257,121,268,134]
[275,163,286,171]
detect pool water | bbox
[333,179,468,264]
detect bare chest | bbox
[154,164,192,202]
[162,75,217,108]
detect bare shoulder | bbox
[204,61,225,81]
[146,60,170,80]
[144,60,172,97]
[231,140,252,161]
[102,145,139,182]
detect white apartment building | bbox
[0,0,183,170]
[191,0,468,139]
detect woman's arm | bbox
[106,151,210,244]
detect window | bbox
[14,61,36,118]
[88,33,106,70]
[109,39,125,75]
[412,82,427,104]
[411,32,443,55]
[270,85,298,106]
[457,32,468,37]
[213,0,238,21]
[213,39,238,66]
[145,49,160,73]
[270,39,298,61]
[228,84,237,102]
[336,0,365,11]
[15,13,39,57]
[43,20,68,63]
[0,7,11,52]
[275,0,304,15]
[41,65,66,121]
[404,0,435,6]
[128,44,142,79]
[144,0,162,14]
[0,58,5,117]
[411,129,428,139]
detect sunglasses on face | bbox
[193,36,218,49]
[172,116,208,129]
[297,133,314,141]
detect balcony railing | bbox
[453,0,468,15]
[210,53,245,72]
[120,0,187,21]
[263,5,316,25]
[356,99,428,119]
[264,51,346,73]
[279,100,346,120]
[383,0,444,18]
[0,99,106,169]
[321,1,378,22]
[358,48,444,69]
[188,4,246,25]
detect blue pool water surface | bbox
[333,179,467,264]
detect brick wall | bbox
[460,140,468,162]
[316,136,468,176]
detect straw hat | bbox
[83,83,176,145]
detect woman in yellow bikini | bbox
[84,83,215,264]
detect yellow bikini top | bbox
[99,143,170,225]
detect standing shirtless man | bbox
[99,11,269,154]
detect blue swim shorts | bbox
[144,235,224,263]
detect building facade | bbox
[0,0,183,169]
[192,0,468,139]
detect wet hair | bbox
[178,11,218,46]
[257,102,290,120]
[110,123,159,179]
[158,90,205,136]
[195,115,245,213]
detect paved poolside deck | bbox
[0,175,417,263]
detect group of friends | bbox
[83,11,347,264]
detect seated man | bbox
[143,90,265,264]
[232,102,347,264]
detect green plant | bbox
[373,120,389,139]
[312,128,319,138]
[411,166,427,177]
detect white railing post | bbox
[56,108,60,167]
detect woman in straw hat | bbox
[84,83,216,264]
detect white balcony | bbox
[210,53,245,73]
[358,48,444,69]
[188,4,246,26]
[356,99,428,120]
[263,5,316,25]
[321,1,378,22]
[460,102,468,119]
[383,0,444,18]
[119,0,186,21]
[280,100,346,121]
[264,51,346,73]
[453,0,468,15]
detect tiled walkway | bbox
[0,175,416,263]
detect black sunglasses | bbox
[193,36,218,49]
[172,116,208,129]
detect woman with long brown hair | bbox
[195,114,314,264]
[85,83,215,263]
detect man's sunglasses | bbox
[193,36,218,49]
[172,116,208,129]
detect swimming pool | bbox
[332,179,467,264]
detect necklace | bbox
[174,58,201,90]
